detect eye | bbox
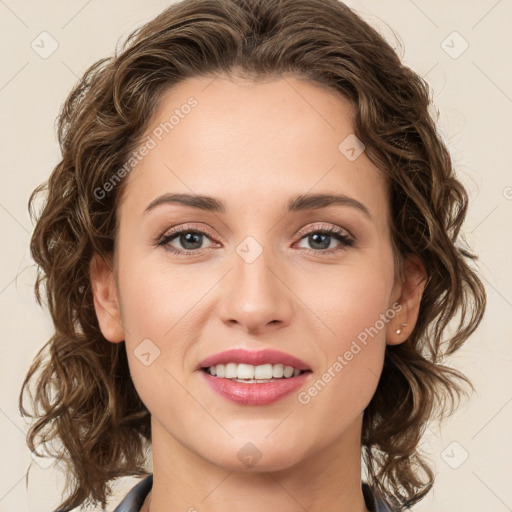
[157,226,217,255]
[294,224,355,254]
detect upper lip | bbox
[197,348,312,371]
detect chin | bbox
[202,438,309,473]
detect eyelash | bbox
[156,223,355,256]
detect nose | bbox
[217,245,294,335]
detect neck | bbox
[145,414,370,512]
[140,493,151,512]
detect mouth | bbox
[196,348,313,405]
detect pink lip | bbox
[197,348,312,371]
[200,370,312,406]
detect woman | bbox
[19,0,486,511]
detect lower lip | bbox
[200,370,312,406]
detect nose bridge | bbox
[218,234,293,332]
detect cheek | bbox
[115,252,222,399]
[114,249,184,386]
[298,259,393,342]
[294,274,390,425]
[295,257,393,399]
[117,247,195,337]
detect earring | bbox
[395,322,407,335]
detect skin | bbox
[90,74,427,512]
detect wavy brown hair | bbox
[19,0,486,510]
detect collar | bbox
[113,474,395,512]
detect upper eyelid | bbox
[295,222,353,239]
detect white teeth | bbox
[283,365,294,378]
[272,364,284,378]
[235,363,254,379]
[225,363,238,379]
[254,363,273,379]
[206,363,304,380]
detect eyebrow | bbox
[144,192,372,220]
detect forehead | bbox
[117,75,390,226]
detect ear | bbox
[89,252,125,343]
[386,253,428,346]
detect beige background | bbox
[1,0,511,511]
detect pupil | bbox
[309,233,330,250]
[181,232,202,249]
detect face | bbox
[91,74,426,473]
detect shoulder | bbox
[362,482,398,512]
[113,474,153,512]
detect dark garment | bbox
[113,473,396,512]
